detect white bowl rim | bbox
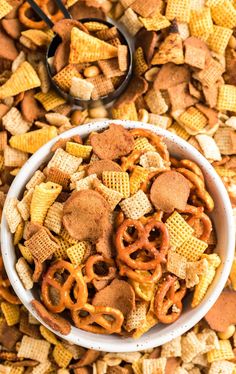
[1,119,235,352]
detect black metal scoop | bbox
[26,0,133,108]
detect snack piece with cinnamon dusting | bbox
[150,170,190,212]
[92,279,135,318]
[62,189,110,241]
[87,159,122,178]
[90,124,135,160]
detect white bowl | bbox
[1,120,235,352]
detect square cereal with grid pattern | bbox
[207,25,233,55]
[166,0,191,22]
[48,148,82,175]
[130,166,149,195]
[134,47,148,76]
[0,0,12,19]
[53,343,73,368]
[119,8,143,37]
[169,122,190,140]
[217,85,236,112]
[34,90,66,111]
[166,211,194,248]
[25,227,59,262]
[176,235,208,261]
[207,340,235,363]
[179,107,207,133]
[66,142,92,159]
[17,336,50,362]
[194,58,224,87]
[53,65,81,92]
[167,251,187,279]
[1,302,20,326]
[102,171,130,198]
[211,0,236,28]
[112,102,138,121]
[120,190,153,220]
[189,7,214,38]
[67,242,88,265]
[143,357,167,374]
[53,236,71,259]
[139,12,170,31]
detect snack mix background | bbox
[0,0,236,373]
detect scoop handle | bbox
[54,0,72,19]
[26,0,54,28]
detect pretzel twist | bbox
[85,255,116,282]
[19,0,63,29]
[118,260,162,283]
[121,150,145,171]
[177,168,214,212]
[171,158,204,180]
[71,303,124,334]
[181,205,213,242]
[154,275,186,323]
[130,129,170,162]
[42,260,88,313]
[116,218,169,271]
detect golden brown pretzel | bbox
[118,260,162,283]
[71,303,124,334]
[154,275,186,324]
[177,168,214,212]
[42,260,87,313]
[177,204,212,242]
[170,158,204,180]
[19,0,63,29]
[121,150,145,171]
[130,128,170,162]
[85,255,116,282]
[116,218,169,270]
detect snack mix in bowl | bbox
[5,124,221,337]
[0,0,236,371]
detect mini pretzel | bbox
[42,260,87,313]
[85,255,116,282]
[154,275,186,324]
[118,260,162,283]
[71,303,124,334]
[139,211,164,225]
[115,211,139,243]
[121,150,145,171]
[19,0,63,30]
[0,256,20,304]
[171,158,204,180]
[177,204,212,242]
[116,218,169,270]
[130,129,170,162]
[177,168,214,212]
